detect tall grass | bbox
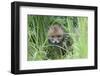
[27,15,88,61]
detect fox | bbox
[47,24,73,59]
[48,24,64,45]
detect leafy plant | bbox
[27,15,88,61]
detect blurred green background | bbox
[27,15,88,61]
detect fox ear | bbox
[47,25,53,31]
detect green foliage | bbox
[27,15,88,61]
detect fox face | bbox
[48,25,64,44]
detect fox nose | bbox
[52,39,59,43]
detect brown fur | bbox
[48,25,64,37]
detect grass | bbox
[27,15,88,61]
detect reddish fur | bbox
[48,25,64,37]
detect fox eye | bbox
[51,36,54,38]
[57,35,62,37]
